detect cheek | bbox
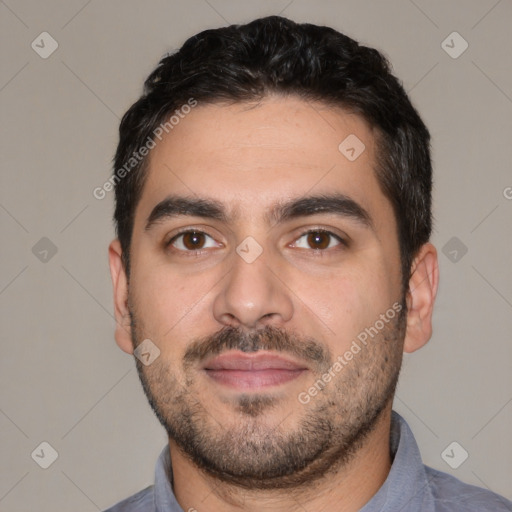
[289,271,363,343]
[300,264,396,349]
[130,261,211,351]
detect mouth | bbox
[202,351,309,390]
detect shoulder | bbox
[425,465,512,511]
[102,485,154,512]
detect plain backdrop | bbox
[1,0,511,510]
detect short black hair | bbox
[113,15,432,294]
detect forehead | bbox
[135,96,390,228]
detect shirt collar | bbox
[359,411,436,511]
[154,445,180,511]
[153,411,434,512]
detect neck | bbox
[169,406,393,512]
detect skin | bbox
[109,95,439,512]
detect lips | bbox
[202,352,308,389]
[204,352,307,371]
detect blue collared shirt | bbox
[104,411,512,511]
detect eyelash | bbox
[165,228,347,256]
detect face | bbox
[112,96,413,489]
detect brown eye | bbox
[182,231,206,250]
[307,232,331,249]
[168,231,219,252]
[293,230,344,250]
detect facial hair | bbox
[129,302,406,490]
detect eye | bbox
[292,230,344,250]
[167,230,220,252]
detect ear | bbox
[108,239,134,354]
[403,242,439,353]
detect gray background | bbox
[1,0,511,510]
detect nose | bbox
[212,247,293,330]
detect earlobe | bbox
[403,243,439,353]
[108,239,134,354]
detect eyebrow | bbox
[144,193,374,231]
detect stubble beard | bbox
[129,302,406,490]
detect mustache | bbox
[183,325,332,372]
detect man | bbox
[105,15,511,512]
